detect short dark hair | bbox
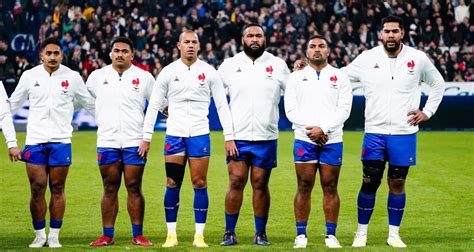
[242,23,265,35]
[40,37,62,51]
[381,15,404,30]
[308,35,329,46]
[111,36,134,52]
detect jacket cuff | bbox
[422,109,433,119]
[7,141,18,149]
[142,133,153,142]
[319,125,329,135]
[224,133,234,141]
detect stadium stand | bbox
[0,0,472,95]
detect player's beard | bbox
[383,39,401,53]
[243,41,266,59]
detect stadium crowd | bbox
[0,0,473,93]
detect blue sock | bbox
[387,193,406,226]
[132,224,143,237]
[164,186,181,222]
[194,188,209,224]
[326,222,337,236]
[357,192,376,225]
[296,221,307,236]
[255,215,268,234]
[32,220,46,230]
[225,213,239,233]
[103,227,114,238]
[50,219,63,229]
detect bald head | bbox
[179,31,199,42]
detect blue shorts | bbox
[361,133,417,166]
[22,143,72,166]
[226,140,278,169]
[97,147,146,166]
[294,140,343,166]
[164,134,211,157]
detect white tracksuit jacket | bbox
[86,64,154,148]
[218,51,290,141]
[143,59,234,141]
[8,64,95,145]
[342,45,445,134]
[0,82,17,148]
[285,64,352,144]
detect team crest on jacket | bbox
[198,73,206,87]
[265,65,273,79]
[132,78,140,91]
[61,80,69,94]
[329,75,338,89]
[407,60,415,75]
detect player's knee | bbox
[322,180,338,196]
[252,176,269,191]
[50,182,65,196]
[125,180,142,196]
[103,181,120,196]
[388,165,409,180]
[30,182,47,199]
[166,162,185,188]
[297,178,314,195]
[192,177,207,189]
[229,174,246,191]
[361,160,385,194]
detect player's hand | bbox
[293,59,307,71]
[314,135,329,146]
[162,106,169,117]
[138,140,151,159]
[407,109,429,126]
[306,126,324,142]
[8,147,21,162]
[225,140,239,158]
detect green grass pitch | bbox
[0,131,473,251]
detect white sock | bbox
[356,224,368,234]
[48,228,61,238]
[35,228,46,238]
[166,222,177,235]
[195,223,205,235]
[389,225,400,237]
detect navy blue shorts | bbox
[294,140,343,166]
[97,147,146,166]
[227,140,278,169]
[22,143,72,166]
[164,134,211,157]
[361,133,417,166]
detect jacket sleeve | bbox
[420,53,445,118]
[73,73,95,116]
[0,83,17,148]
[8,73,30,115]
[142,68,169,141]
[320,72,353,134]
[278,59,291,93]
[284,73,303,126]
[210,70,234,141]
[217,60,230,95]
[341,51,365,82]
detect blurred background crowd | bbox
[0,0,473,94]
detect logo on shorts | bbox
[132,78,140,91]
[198,73,206,87]
[407,60,415,75]
[296,148,304,156]
[66,156,70,162]
[165,142,171,151]
[265,65,273,78]
[409,157,414,163]
[97,153,102,160]
[61,80,69,94]
[202,147,208,153]
[24,150,31,159]
[361,148,366,156]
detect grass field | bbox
[0,131,473,251]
